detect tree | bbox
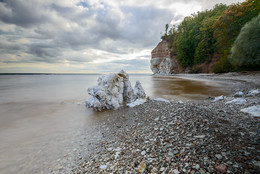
[165,24,169,35]
[229,15,260,70]
[212,0,259,72]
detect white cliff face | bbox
[85,70,146,111]
[151,58,172,74]
[151,39,182,74]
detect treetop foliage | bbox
[162,0,260,72]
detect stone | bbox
[100,165,107,170]
[215,154,223,160]
[247,89,260,96]
[215,164,227,173]
[225,98,246,104]
[194,135,205,139]
[234,91,243,97]
[154,117,159,121]
[138,163,146,173]
[213,96,224,102]
[133,81,146,100]
[173,150,179,155]
[252,160,260,167]
[168,152,174,157]
[241,105,260,117]
[160,167,165,172]
[127,99,146,108]
[195,164,200,170]
[154,98,170,103]
[173,169,180,174]
[141,151,146,155]
[85,70,146,111]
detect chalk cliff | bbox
[150,39,182,74]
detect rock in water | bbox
[85,70,146,111]
[133,81,146,100]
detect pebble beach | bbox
[71,72,260,174]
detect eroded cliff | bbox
[150,39,182,74]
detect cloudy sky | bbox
[0,0,244,73]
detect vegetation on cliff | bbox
[162,0,260,73]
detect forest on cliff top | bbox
[163,0,260,73]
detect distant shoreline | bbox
[0,73,152,75]
[0,73,102,75]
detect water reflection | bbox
[150,76,230,100]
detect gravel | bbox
[72,90,260,173]
[55,72,259,174]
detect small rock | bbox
[160,167,165,172]
[215,154,223,160]
[252,160,260,167]
[225,98,246,104]
[154,117,159,121]
[233,164,239,168]
[194,135,205,139]
[138,163,146,173]
[215,164,227,173]
[173,169,180,174]
[173,150,179,155]
[195,164,200,170]
[100,165,107,170]
[234,91,243,97]
[241,105,260,117]
[168,152,174,157]
[199,169,206,174]
[247,89,260,96]
[213,95,224,102]
[141,151,146,155]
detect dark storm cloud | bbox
[0,0,49,28]
[27,44,61,62]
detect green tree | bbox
[212,0,259,72]
[194,4,227,64]
[165,24,169,35]
[229,15,260,70]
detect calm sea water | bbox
[0,74,230,173]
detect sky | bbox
[0,0,244,74]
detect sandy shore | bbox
[71,72,260,174]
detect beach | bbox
[72,72,260,174]
[0,73,259,174]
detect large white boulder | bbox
[85,70,146,111]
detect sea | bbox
[0,74,230,173]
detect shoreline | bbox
[155,71,260,93]
[70,73,259,173]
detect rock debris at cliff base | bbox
[74,93,260,174]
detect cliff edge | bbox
[150,39,182,74]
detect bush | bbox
[212,54,235,73]
[229,15,260,70]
